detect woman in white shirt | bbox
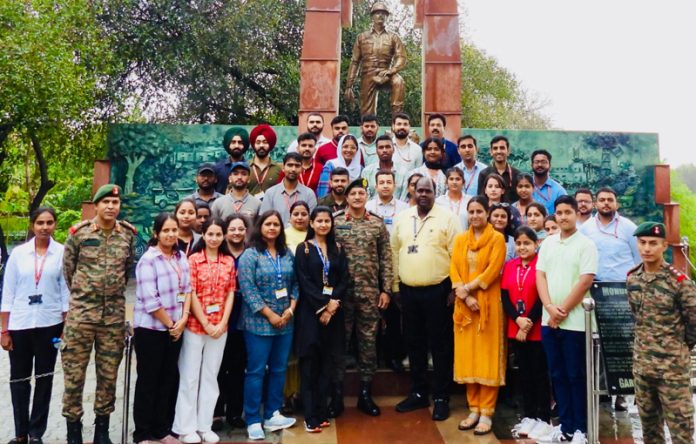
[1,207,69,444]
[435,167,471,230]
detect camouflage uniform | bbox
[61,219,136,421]
[626,262,696,444]
[333,210,393,382]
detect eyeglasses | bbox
[491,203,510,209]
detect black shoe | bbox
[211,416,224,431]
[431,399,450,421]
[395,392,430,413]
[614,395,627,412]
[66,420,83,444]
[93,415,113,444]
[387,358,405,374]
[29,439,43,444]
[356,381,381,416]
[327,383,345,418]
[227,416,246,429]
[8,438,27,444]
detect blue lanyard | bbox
[314,244,331,285]
[264,250,284,287]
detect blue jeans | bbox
[243,331,293,425]
[541,327,587,434]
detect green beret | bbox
[223,127,249,151]
[93,184,122,203]
[633,221,666,238]
[345,177,369,194]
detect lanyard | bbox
[412,216,429,242]
[299,164,317,187]
[534,181,552,202]
[314,244,331,285]
[34,243,48,289]
[265,250,284,286]
[204,252,221,290]
[378,201,396,218]
[595,216,619,238]
[516,262,532,293]
[165,254,185,292]
[283,192,299,211]
[252,163,270,186]
[463,164,478,193]
[232,193,248,213]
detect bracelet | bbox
[1,330,8,335]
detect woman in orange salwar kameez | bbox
[450,196,507,435]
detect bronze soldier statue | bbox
[344,2,407,116]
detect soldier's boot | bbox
[327,383,345,418]
[66,419,83,444]
[357,381,381,416]
[93,415,113,444]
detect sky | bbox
[459,0,696,167]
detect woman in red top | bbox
[173,218,236,444]
[501,226,551,438]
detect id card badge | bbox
[255,190,265,200]
[28,294,43,305]
[206,304,221,314]
[384,217,393,225]
[407,244,419,254]
[275,288,289,299]
[322,286,334,296]
[177,293,186,304]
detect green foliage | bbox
[54,209,82,243]
[671,172,696,274]
[675,164,696,194]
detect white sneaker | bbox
[179,433,202,444]
[536,425,571,443]
[571,430,588,444]
[512,417,537,437]
[528,420,555,440]
[247,423,265,440]
[263,410,297,431]
[199,431,219,443]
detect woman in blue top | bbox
[238,210,299,441]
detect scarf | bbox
[330,135,363,181]
[453,223,498,331]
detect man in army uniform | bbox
[627,222,696,444]
[331,178,393,417]
[344,2,407,116]
[62,184,136,444]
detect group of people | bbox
[1,112,695,444]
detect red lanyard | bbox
[596,216,619,238]
[165,254,185,292]
[34,242,48,289]
[463,164,478,193]
[232,194,247,213]
[299,164,317,188]
[516,263,532,293]
[252,163,270,187]
[204,252,221,290]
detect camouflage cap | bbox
[345,177,369,194]
[633,221,666,238]
[93,184,122,203]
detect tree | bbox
[0,0,117,268]
[109,126,169,194]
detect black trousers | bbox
[9,323,63,439]
[400,279,453,400]
[515,339,551,421]
[133,328,182,442]
[299,343,333,424]
[381,300,406,363]
[213,329,246,421]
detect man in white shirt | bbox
[453,135,488,196]
[286,112,331,154]
[365,170,409,234]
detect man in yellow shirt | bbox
[391,177,461,421]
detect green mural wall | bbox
[108,124,661,257]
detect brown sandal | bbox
[458,413,480,431]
